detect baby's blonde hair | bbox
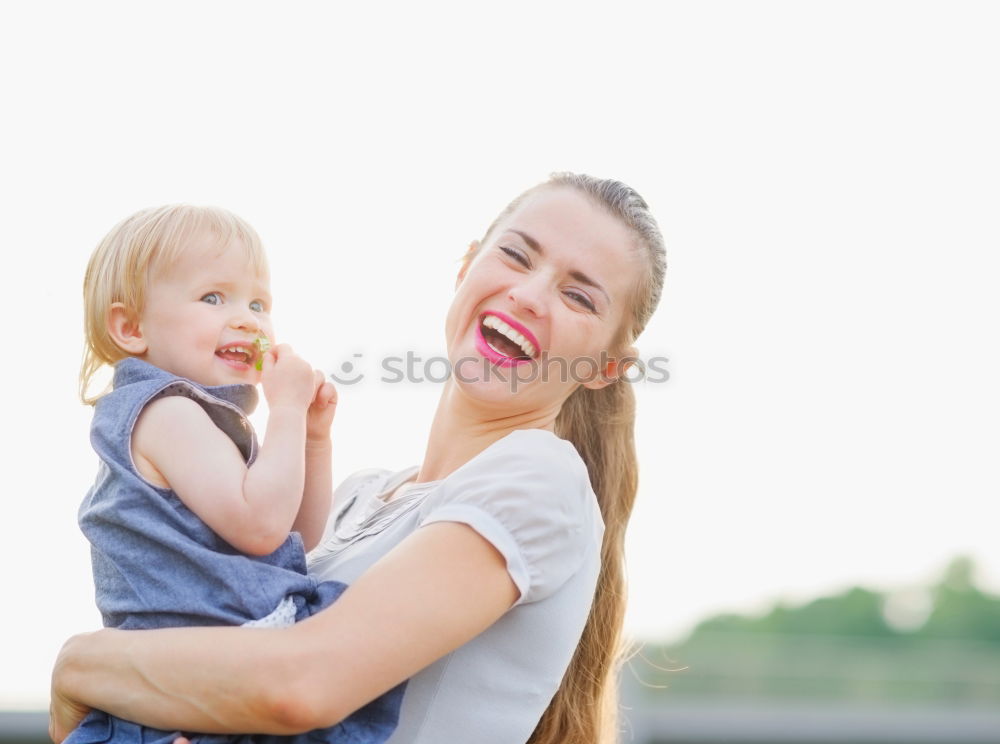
[80,205,268,405]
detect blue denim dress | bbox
[67,358,403,744]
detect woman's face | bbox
[445,186,642,412]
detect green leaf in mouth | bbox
[254,335,272,371]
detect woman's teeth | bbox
[482,315,537,358]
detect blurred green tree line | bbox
[635,557,1000,704]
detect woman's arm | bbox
[51,521,519,741]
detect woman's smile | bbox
[475,311,540,367]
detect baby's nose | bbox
[231,310,260,333]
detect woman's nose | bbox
[506,275,548,317]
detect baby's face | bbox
[137,235,274,387]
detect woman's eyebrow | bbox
[509,229,611,304]
[510,229,544,255]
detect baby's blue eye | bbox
[250,300,264,313]
[201,292,222,305]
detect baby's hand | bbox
[259,344,316,412]
[306,370,337,442]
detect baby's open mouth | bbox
[216,344,255,366]
[480,315,537,360]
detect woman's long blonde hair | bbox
[482,173,666,744]
[79,205,267,404]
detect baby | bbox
[69,206,401,744]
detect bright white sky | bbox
[1,1,998,709]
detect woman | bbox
[51,172,667,744]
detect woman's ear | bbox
[456,240,480,288]
[107,303,147,355]
[582,346,640,390]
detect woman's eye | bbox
[200,292,223,305]
[499,245,530,267]
[249,300,264,313]
[566,290,597,312]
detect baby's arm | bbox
[296,372,337,551]
[132,345,316,556]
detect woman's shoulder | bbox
[461,428,591,489]
[421,428,602,605]
[424,428,598,531]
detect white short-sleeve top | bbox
[307,429,605,744]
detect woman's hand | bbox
[49,635,93,743]
[49,693,90,744]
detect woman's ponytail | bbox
[526,380,637,743]
[525,173,666,744]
